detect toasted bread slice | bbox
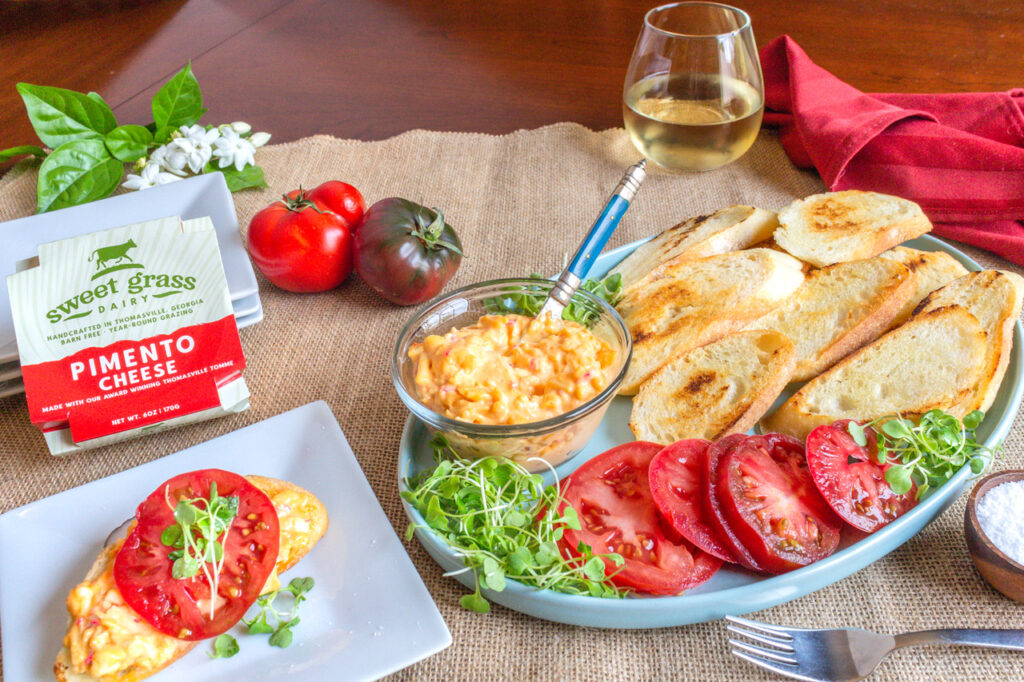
[915,270,1024,413]
[880,246,969,327]
[759,306,987,441]
[615,248,805,394]
[774,191,932,267]
[609,205,778,292]
[55,475,328,682]
[630,330,796,443]
[745,257,916,381]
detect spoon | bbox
[538,159,647,318]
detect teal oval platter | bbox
[397,234,1024,628]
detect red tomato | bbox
[714,434,842,574]
[287,181,364,227]
[648,439,737,563]
[113,469,280,640]
[806,420,917,532]
[702,434,767,572]
[559,441,721,595]
[247,181,364,292]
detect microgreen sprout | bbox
[401,435,625,612]
[847,409,1001,499]
[482,273,623,327]
[210,577,315,658]
[161,482,239,619]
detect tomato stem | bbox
[411,207,464,256]
[281,187,335,216]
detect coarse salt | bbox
[975,480,1024,566]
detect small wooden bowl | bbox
[965,469,1024,603]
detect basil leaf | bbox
[35,139,122,213]
[16,83,117,148]
[104,125,153,162]
[0,145,46,162]
[209,633,239,658]
[152,63,204,138]
[213,164,268,192]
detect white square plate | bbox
[0,173,259,363]
[0,401,451,681]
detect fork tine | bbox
[726,624,796,651]
[725,615,796,641]
[731,650,819,682]
[729,637,797,663]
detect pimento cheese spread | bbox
[408,314,616,425]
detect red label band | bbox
[21,315,246,443]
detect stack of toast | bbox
[616,190,1024,444]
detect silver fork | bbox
[726,615,1024,681]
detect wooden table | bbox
[2,0,1022,158]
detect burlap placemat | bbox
[1,123,1022,681]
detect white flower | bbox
[122,163,183,191]
[230,121,252,134]
[212,127,257,171]
[250,131,272,148]
[169,124,220,173]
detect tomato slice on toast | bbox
[113,469,280,640]
[714,434,842,574]
[559,441,721,595]
[806,420,917,532]
[648,439,737,563]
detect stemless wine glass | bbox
[623,2,764,172]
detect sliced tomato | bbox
[702,434,766,572]
[559,441,721,595]
[113,469,280,640]
[714,434,842,574]
[806,420,917,532]
[648,439,737,563]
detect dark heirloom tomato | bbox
[713,434,842,574]
[648,439,737,563]
[558,441,721,595]
[806,420,917,532]
[113,469,280,640]
[353,197,463,305]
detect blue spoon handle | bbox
[540,159,646,316]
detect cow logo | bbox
[90,239,144,280]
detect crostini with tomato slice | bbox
[54,469,328,681]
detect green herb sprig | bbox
[482,273,623,328]
[160,482,239,616]
[2,63,267,213]
[847,409,1000,499]
[401,435,625,612]
[209,577,315,658]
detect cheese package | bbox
[7,216,249,454]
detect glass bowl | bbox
[392,278,632,472]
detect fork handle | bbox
[895,629,1024,651]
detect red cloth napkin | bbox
[760,35,1024,266]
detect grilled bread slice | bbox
[630,330,796,443]
[915,270,1024,413]
[774,191,932,267]
[615,248,804,395]
[55,476,328,682]
[880,246,969,327]
[759,306,987,441]
[745,257,916,381]
[609,205,778,292]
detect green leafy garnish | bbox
[209,633,239,659]
[239,577,315,648]
[482,273,623,327]
[401,435,626,612]
[847,409,1001,499]
[160,481,239,618]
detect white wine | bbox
[623,72,763,172]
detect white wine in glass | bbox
[623,2,764,172]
